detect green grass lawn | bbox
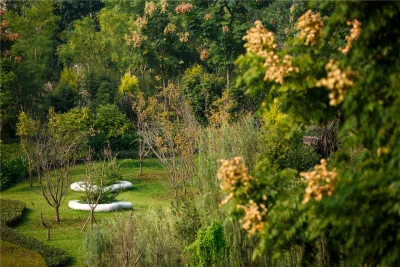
[0,240,47,267]
[0,158,172,266]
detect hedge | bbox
[0,199,70,267]
[0,156,29,191]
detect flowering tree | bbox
[132,92,151,176]
[138,83,199,200]
[220,1,400,265]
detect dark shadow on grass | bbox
[118,158,163,170]
[16,207,34,227]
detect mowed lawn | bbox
[0,158,172,266]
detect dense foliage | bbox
[220,1,400,266]
[0,156,28,191]
[1,0,399,266]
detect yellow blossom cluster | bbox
[125,16,148,48]
[175,2,192,14]
[125,30,147,48]
[339,19,362,54]
[222,25,230,33]
[300,159,337,204]
[217,157,254,205]
[160,0,168,13]
[135,16,148,30]
[243,20,298,84]
[144,1,157,16]
[204,13,212,21]
[178,32,189,43]
[164,23,176,34]
[263,53,298,84]
[316,59,354,106]
[237,200,267,237]
[295,10,324,46]
[200,49,209,61]
[243,20,276,54]
[377,147,389,157]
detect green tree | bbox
[222,1,400,265]
[93,104,131,148]
[181,65,224,123]
[7,0,59,115]
[0,7,20,138]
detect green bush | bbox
[258,99,319,173]
[186,220,227,267]
[0,199,70,267]
[88,133,137,157]
[171,196,202,245]
[0,199,25,226]
[0,156,29,191]
[79,190,119,204]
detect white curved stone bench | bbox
[70,180,133,193]
[68,200,133,212]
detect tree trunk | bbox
[226,63,231,90]
[55,206,60,223]
[139,160,143,176]
[174,188,178,201]
[29,168,33,187]
[90,209,94,230]
[40,213,51,240]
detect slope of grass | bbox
[0,240,47,267]
[0,158,172,266]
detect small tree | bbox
[139,83,199,200]
[17,108,89,222]
[16,112,38,187]
[81,147,120,230]
[132,92,151,176]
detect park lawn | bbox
[0,240,47,267]
[0,158,173,267]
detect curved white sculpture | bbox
[68,200,133,212]
[70,180,133,193]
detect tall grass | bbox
[194,114,261,223]
[83,209,181,267]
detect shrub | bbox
[259,99,319,173]
[79,190,119,204]
[0,156,29,191]
[88,133,138,157]
[0,199,70,267]
[186,220,227,267]
[0,199,25,226]
[171,196,202,245]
